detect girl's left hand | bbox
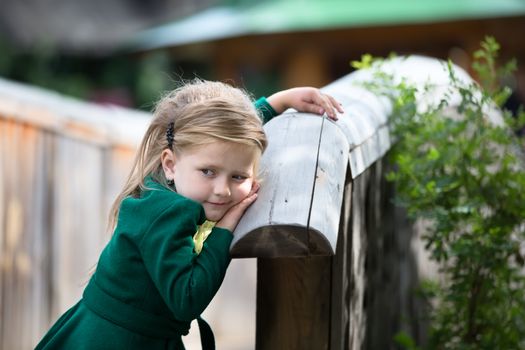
[267,87,344,121]
[216,182,260,234]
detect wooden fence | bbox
[0,56,469,349]
[0,79,151,349]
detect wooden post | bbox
[256,257,332,349]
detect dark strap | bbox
[83,278,191,339]
[197,316,215,350]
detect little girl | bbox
[35,80,342,350]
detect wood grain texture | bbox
[322,77,392,179]
[347,170,369,350]
[256,257,332,350]
[308,118,349,254]
[232,113,350,258]
[233,55,482,258]
[0,78,142,349]
[231,113,331,257]
[330,180,352,349]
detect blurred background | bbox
[1,0,524,349]
[1,0,525,109]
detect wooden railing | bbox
[231,67,392,258]
[0,56,469,349]
[230,56,477,349]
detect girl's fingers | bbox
[235,192,258,212]
[318,95,338,120]
[327,94,344,113]
[250,181,260,195]
[296,100,324,115]
[288,88,342,120]
[216,191,258,232]
[310,92,342,121]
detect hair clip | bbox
[166,122,174,149]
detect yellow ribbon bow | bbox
[193,220,216,254]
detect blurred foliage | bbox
[0,33,280,111]
[0,32,285,113]
[353,37,525,349]
[0,35,177,110]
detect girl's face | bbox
[167,141,260,222]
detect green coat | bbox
[35,98,277,350]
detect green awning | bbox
[129,0,525,50]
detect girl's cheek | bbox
[240,180,253,197]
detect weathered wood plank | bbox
[52,137,106,315]
[233,55,484,258]
[308,118,349,254]
[4,122,19,349]
[20,125,41,349]
[0,119,6,349]
[31,130,54,346]
[322,80,392,179]
[330,180,352,349]
[0,78,150,148]
[321,55,483,180]
[348,170,369,349]
[232,113,350,257]
[231,113,325,257]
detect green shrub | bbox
[353,37,525,349]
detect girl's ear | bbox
[161,149,177,179]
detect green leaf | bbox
[394,331,418,350]
[350,53,375,70]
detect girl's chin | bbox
[203,209,227,222]
[206,215,223,222]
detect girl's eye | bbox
[232,175,248,181]
[201,169,215,176]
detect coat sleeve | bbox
[255,96,278,124]
[138,199,233,322]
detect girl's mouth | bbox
[206,201,228,206]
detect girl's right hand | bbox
[216,183,260,233]
[266,87,344,121]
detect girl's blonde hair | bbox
[107,79,268,231]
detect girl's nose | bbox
[214,178,231,197]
